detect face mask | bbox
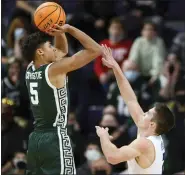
[124,71,140,82]
[14,28,25,41]
[13,158,27,169]
[175,95,185,105]
[109,33,124,43]
[85,149,102,162]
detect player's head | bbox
[108,17,125,43]
[22,32,56,63]
[138,103,175,135]
[142,21,157,40]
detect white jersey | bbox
[127,135,165,174]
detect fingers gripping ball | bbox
[34,2,66,32]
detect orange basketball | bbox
[34,2,66,32]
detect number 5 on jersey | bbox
[30,82,39,105]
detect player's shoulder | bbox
[131,137,153,153]
[26,61,34,71]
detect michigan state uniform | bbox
[25,62,76,175]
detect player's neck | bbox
[139,128,156,137]
[34,60,46,69]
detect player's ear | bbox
[150,121,156,130]
[36,48,44,56]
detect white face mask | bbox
[124,70,140,82]
[85,149,102,162]
[13,158,27,169]
[14,28,25,41]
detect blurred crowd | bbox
[1,0,185,175]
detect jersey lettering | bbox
[30,82,39,105]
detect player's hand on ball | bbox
[95,126,113,140]
[46,24,70,36]
[101,44,117,69]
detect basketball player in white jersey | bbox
[96,45,175,174]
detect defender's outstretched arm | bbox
[101,45,144,126]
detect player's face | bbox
[142,24,156,39]
[138,108,156,130]
[42,42,57,63]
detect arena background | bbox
[1,0,185,175]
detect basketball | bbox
[34,2,66,32]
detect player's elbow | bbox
[91,45,102,57]
[62,50,68,57]
[106,154,119,165]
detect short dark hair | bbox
[152,103,175,135]
[143,20,157,31]
[21,32,52,62]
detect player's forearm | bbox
[16,1,35,14]
[100,136,118,162]
[112,63,137,104]
[67,26,101,55]
[54,33,68,55]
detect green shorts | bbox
[26,127,76,175]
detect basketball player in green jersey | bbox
[23,24,101,175]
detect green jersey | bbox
[25,62,69,130]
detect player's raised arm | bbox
[47,24,102,75]
[96,126,151,164]
[101,45,144,126]
[52,24,68,57]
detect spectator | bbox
[103,105,117,116]
[2,152,27,175]
[67,112,86,167]
[1,98,28,167]
[157,59,181,101]
[94,17,132,87]
[7,17,30,58]
[2,59,22,110]
[129,21,166,85]
[77,141,112,175]
[168,32,185,70]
